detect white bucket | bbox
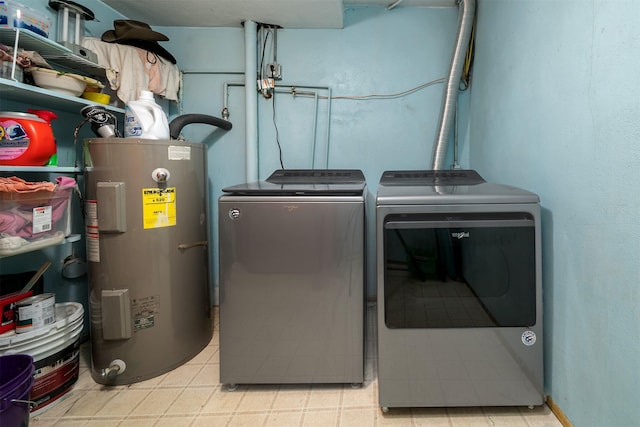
[0,302,84,414]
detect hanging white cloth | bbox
[81,37,181,104]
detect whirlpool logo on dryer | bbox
[451,231,470,239]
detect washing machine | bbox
[376,170,544,410]
[219,169,366,386]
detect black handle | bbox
[169,114,232,139]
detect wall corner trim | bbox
[546,395,574,427]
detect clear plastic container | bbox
[0,0,52,38]
[50,0,95,46]
[0,59,23,82]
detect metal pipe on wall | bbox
[223,81,244,118]
[272,87,320,168]
[223,83,333,170]
[273,85,333,169]
[430,0,475,170]
[244,20,259,181]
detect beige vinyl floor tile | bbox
[340,408,377,426]
[190,362,221,386]
[264,411,305,427]
[30,305,563,427]
[117,417,159,427]
[165,387,215,415]
[235,386,279,412]
[200,387,244,414]
[153,414,196,426]
[159,363,202,387]
[272,386,311,410]
[306,386,343,409]
[187,344,217,365]
[131,388,182,416]
[191,414,232,426]
[94,389,150,417]
[59,389,115,417]
[300,410,340,427]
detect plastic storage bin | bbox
[0,178,74,256]
[0,59,23,82]
[0,0,52,38]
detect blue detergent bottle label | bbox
[124,105,143,137]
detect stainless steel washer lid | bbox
[376,170,539,205]
[222,169,366,196]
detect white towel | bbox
[81,37,181,104]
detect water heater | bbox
[84,138,212,385]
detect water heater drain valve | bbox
[101,359,126,379]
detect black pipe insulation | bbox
[169,114,232,139]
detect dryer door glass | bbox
[383,212,536,328]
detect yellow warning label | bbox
[142,188,176,229]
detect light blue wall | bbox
[470,1,640,426]
[9,2,638,424]
[159,6,465,302]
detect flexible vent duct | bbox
[431,0,476,170]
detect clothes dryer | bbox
[376,170,544,410]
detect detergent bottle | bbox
[124,90,170,139]
[0,110,57,166]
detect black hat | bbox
[102,20,176,64]
[102,20,168,42]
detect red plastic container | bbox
[0,110,57,166]
[0,291,34,334]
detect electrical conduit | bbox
[431,0,476,170]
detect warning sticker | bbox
[142,188,176,229]
[132,295,160,331]
[85,200,100,262]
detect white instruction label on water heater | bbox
[132,294,160,331]
[168,145,191,160]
